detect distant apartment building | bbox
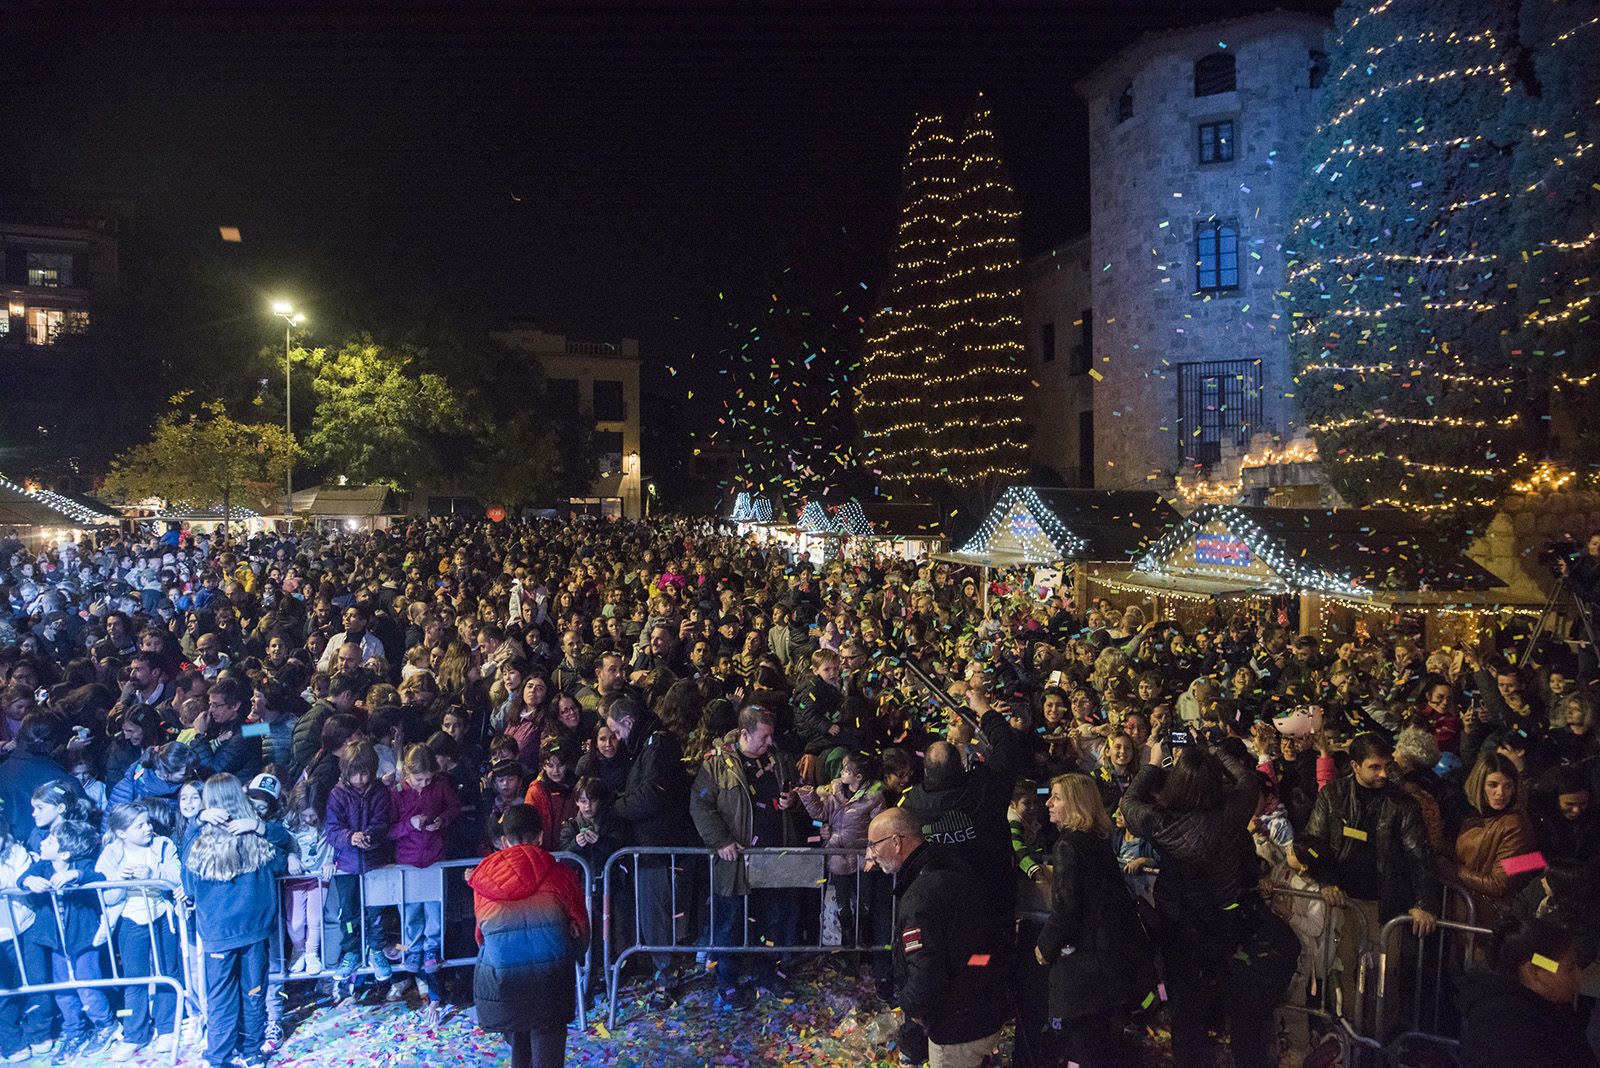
[1021,12,1330,498]
[490,324,644,519]
[0,193,123,345]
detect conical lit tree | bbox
[1284,0,1600,543]
[1505,0,1600,477]
[930,99,1029,496]
[857,114,959,492]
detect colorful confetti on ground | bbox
[112,969,908,1067]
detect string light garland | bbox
[956,486,1087,560]
[0,474,115,527]
[857,102,1029,490]
[1283,0,1600,542]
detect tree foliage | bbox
[301,335,468,488]
[1285,0,1600,541]
[102,396,294,521]
[856,102,1029,504]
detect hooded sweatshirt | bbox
[468,844,589,1034]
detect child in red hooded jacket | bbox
[469,804,587,1068]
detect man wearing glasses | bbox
[866,807,1006,1068]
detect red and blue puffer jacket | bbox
[469,844,589,1033]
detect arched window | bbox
[1194,52,1236,97]
[1115,83,1134,124]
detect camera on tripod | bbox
[1540,538,1584,576]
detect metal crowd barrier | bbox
[1,879,191,1067]
[1265,884,1384,1067]
[263,852,594,1029]
[601,845,893,1028]
[1372,882,1487,1063]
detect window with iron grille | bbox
[1195,222,1239,292]
[1198,120,1234,164]
[1194,53,1236,97]
[1176,359,1263,466]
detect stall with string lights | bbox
[0,474,117,548]
[1104,504,1539,644]
[934,487,1185,609]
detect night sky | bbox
[2,0,1335,427]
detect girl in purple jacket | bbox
[385,745,460,1007]
[322,742,395,982]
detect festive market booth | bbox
[726,491,775,537]
[935,487,1185,608]
[0,475,114,548]
[1101,504,1535,645]
[150,504,270,536]
[307,485,407,532]
[855,500,946,562]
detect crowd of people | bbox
[0,514,1595,1068]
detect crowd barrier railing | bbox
[1,879,191,1067]
[601,845,893,1028]
[262,852,594,1030]
[1264,883,1388,1067]
[1371,882,1487,1062]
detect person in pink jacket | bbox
[387,744,461,1006]
[797,751,889,963]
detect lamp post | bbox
[271,301,306,528]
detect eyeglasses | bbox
[865,832,902,855]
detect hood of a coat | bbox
[469,844,559,903]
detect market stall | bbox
[1101,504,1536,644]
[0,475,114,548]
[934,487,1185,608]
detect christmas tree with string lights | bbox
[930,100,1030,496]
[1285,0,1546,541]
[857,113,958,492]
[1504,0,1600,478]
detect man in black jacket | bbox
[1305,732,1439,1035]
[868,806,1007,1068]
[606,697,693,977]
[287,674,360,784]
[900,688,1022,929]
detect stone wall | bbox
[1019,235,1093,483]
[1074,13,1331,487]
[1470,489,1600,601]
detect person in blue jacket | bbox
[180,773,288,1068]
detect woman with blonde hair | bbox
[1034,773,1155,1067]
[181,774,289,1068]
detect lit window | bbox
[1195,223,1239,292]
[1198,120,1234,164]
[26,252,74,288]
[26,308,84,345]
[1194,53,1236,97]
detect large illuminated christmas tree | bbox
[930,99,1030,494]
[857,114,958,492]
[1286,0,1600,541]
[858,102,1029,500]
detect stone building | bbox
[1021,12,1331,492]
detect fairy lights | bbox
[956,487,1087,561]
[857,103,1028,489]
[1285,0,1600,538]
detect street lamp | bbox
[272,301,306,526]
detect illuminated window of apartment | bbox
[26,252,74,288]
[27,308,84,345]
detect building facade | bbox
[1023,13,1330,492]
[489,325,644,519]
[0,194,123,346]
